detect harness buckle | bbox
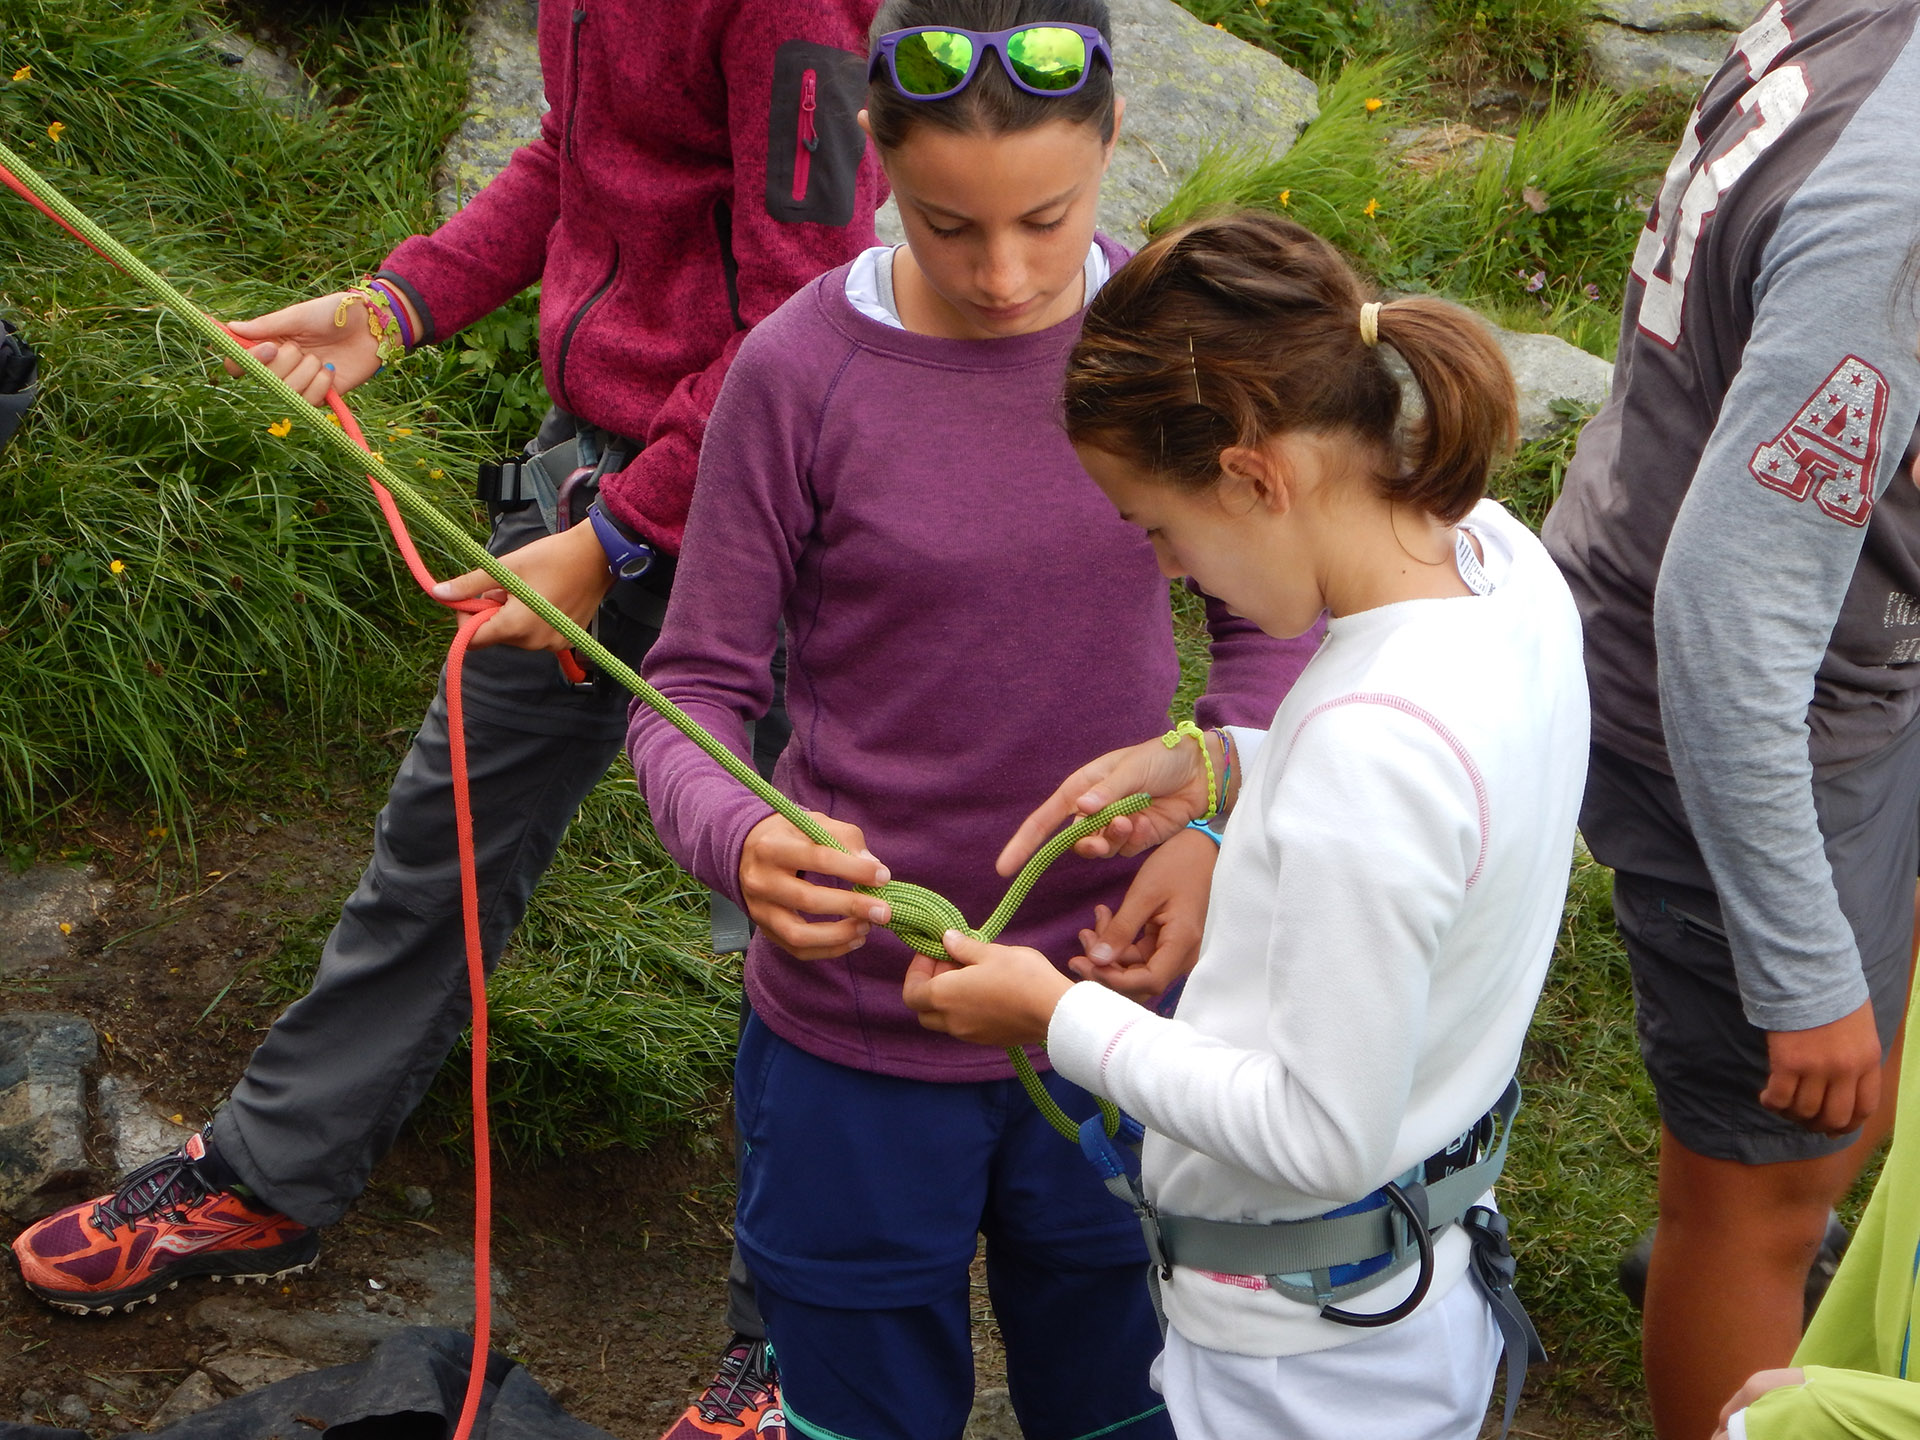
[1137,1200,1172,1280]
[477,455,537,513]
[1464,1204,1519,1295]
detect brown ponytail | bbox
[1064,212,1517,525]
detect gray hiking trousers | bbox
[209,413,777,1338]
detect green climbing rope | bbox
[0,138,1139,1143]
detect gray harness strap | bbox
[1151,1081,1518,1292]
[1089,1081,1542,1439]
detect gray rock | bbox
[201,1353,317,1395]
[1387,121,1510,176]
[186,21,322,114]
[1100,0,1317,239]
[190,1246,515,1367]
[54,1395,90,1427]
[0,1012,98,1222]
[1592,0,1757,30]
[878,0,1318,244]
[146,1372,221,1430]
[403,1184,434,1214]
[191,1293,412,1367]
[1494,328,1614,441]
[438,0,545,217]
[1585,22,1734,93]
[0,863,111,974]
[97,1074,194,1178]
[964,1387,1020,1440]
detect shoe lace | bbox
[694,1341,778,1424]
[89,1146,214,1238]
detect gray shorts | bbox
[1582,723,1920,1165]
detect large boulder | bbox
[437,0,544,217]
[1585,23,1734,94]
[1098,0,1318,241]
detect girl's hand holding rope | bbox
[904,931,1071,1047]
[996,729,1227,871]
[432,523,616,652]
[219,290,419,402]
[740,811,893,960]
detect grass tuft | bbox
[1152,61,1650,356]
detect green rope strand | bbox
[0,139,1133,1142]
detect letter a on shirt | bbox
[1749,356,1891,528]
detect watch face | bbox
[617,552,654,581]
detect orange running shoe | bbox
[10,1129,318,1315]
[661,1337,785,1440]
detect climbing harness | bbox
[1079,1079,1544,1439]
[0,139,1147,1434]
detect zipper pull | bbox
[799,68,819,151]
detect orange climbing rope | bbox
[0,151,502,1438]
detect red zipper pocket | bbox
[792,68,818,203]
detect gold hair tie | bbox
[1359,301,1381,348]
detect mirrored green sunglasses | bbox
[868,23,1113,101]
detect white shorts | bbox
[1154,1275,1503,1440]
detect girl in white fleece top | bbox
[903,212,1590,1440]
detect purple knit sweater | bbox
[628,241,1318,1080]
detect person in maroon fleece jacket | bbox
[11,4,882,1435]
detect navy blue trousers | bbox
[735,1011,1173,1440]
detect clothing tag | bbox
[1455,528,1494,597]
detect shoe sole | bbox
[22,1233,322,1316]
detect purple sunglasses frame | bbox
[866,23,1114,102]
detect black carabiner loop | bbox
[1320,1181,1435,1329]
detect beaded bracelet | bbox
[332,278,406,366]
[368,278,414,351]
[1160,719,1218,822]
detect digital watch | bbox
[586,499,656,582]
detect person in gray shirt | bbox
[1545,1,1920,1435]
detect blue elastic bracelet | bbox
[1186,818,1223,847]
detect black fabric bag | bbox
[0,1327,616,1440]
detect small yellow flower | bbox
[147,825,166,839]
[393,426,413,436]
[429,468,444,479]
[372,450,385,462]
[12,66,31,82]
[170,1114,185,1125]
[109,558,125,574]
[1364,197,1380,218]
[1364,97,1384,113]
[58,922,71,935]
[1279,189,1291,208]
[268,417,293,437]
[45,120,64,141]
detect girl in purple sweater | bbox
[629,3,1311,1436]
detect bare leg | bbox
[1642,888,1915,1440]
